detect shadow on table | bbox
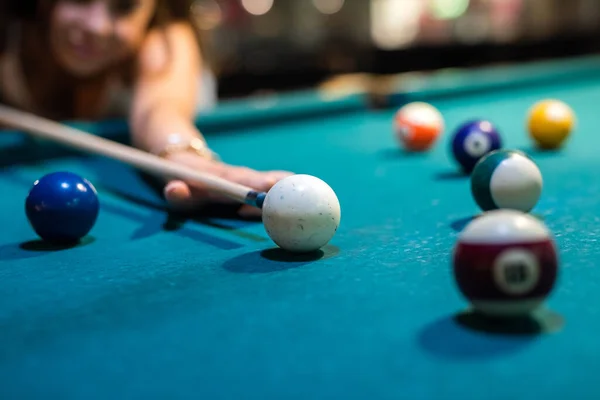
[417,308,563,360]
[0,161,267,251]
[222,245,340,274]
[450,215,478,232]
[517,146,566,158]
[19,236,96,252]
[0,236,96,261]
[450,213,546,233]
[433,170,469,181]
[378,148,430,160]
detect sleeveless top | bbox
[0,22,218,118]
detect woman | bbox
[0,0,292,217]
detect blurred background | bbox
[192,0,600,99]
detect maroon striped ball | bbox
[453,210,558,317]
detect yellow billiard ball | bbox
[527,99,575,149]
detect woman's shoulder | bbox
[140,22,200,57]
[135,22,200,75]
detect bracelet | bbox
[155,135,220,161]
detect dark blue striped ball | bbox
[451,120,502,173]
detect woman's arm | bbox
[129,22,202,155]
[129,22,292,215]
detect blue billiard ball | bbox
[451,120,502,173]
[25,171,100,244]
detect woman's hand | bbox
[127,23,293,217]
[162,151,293,218]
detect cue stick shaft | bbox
[0,104,263,207]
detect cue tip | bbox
[246,191,267,209]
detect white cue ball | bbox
[262,174,341,253]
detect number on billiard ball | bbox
[493,249,540,295]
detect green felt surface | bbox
[2,57,600,399]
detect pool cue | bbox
[0,104,266,208]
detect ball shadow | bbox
[222,245,340,274]
[262,245,340,262]
[451,212,545,233]
[0,241,71,261]
[434,170,469,181]
[417,308,561,361]
[20,236,96,252]
[455,308,564,336]
[517,146,564,158]
[531,213,546,222]
[450,215,478,232]
[378,148,427,160]
[261,248,325,262]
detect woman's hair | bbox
[2,0,212,69]
[6,0,194,24]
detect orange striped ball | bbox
[394,102,444,152]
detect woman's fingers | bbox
[237,204,262,218]
[223,168,293,192]
[164,162,294,215]
[165,180,258,217]
[163,180,199,210]
[164,179,230,210]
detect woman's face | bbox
[49,0,157,77]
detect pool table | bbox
[2,55,600,399]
